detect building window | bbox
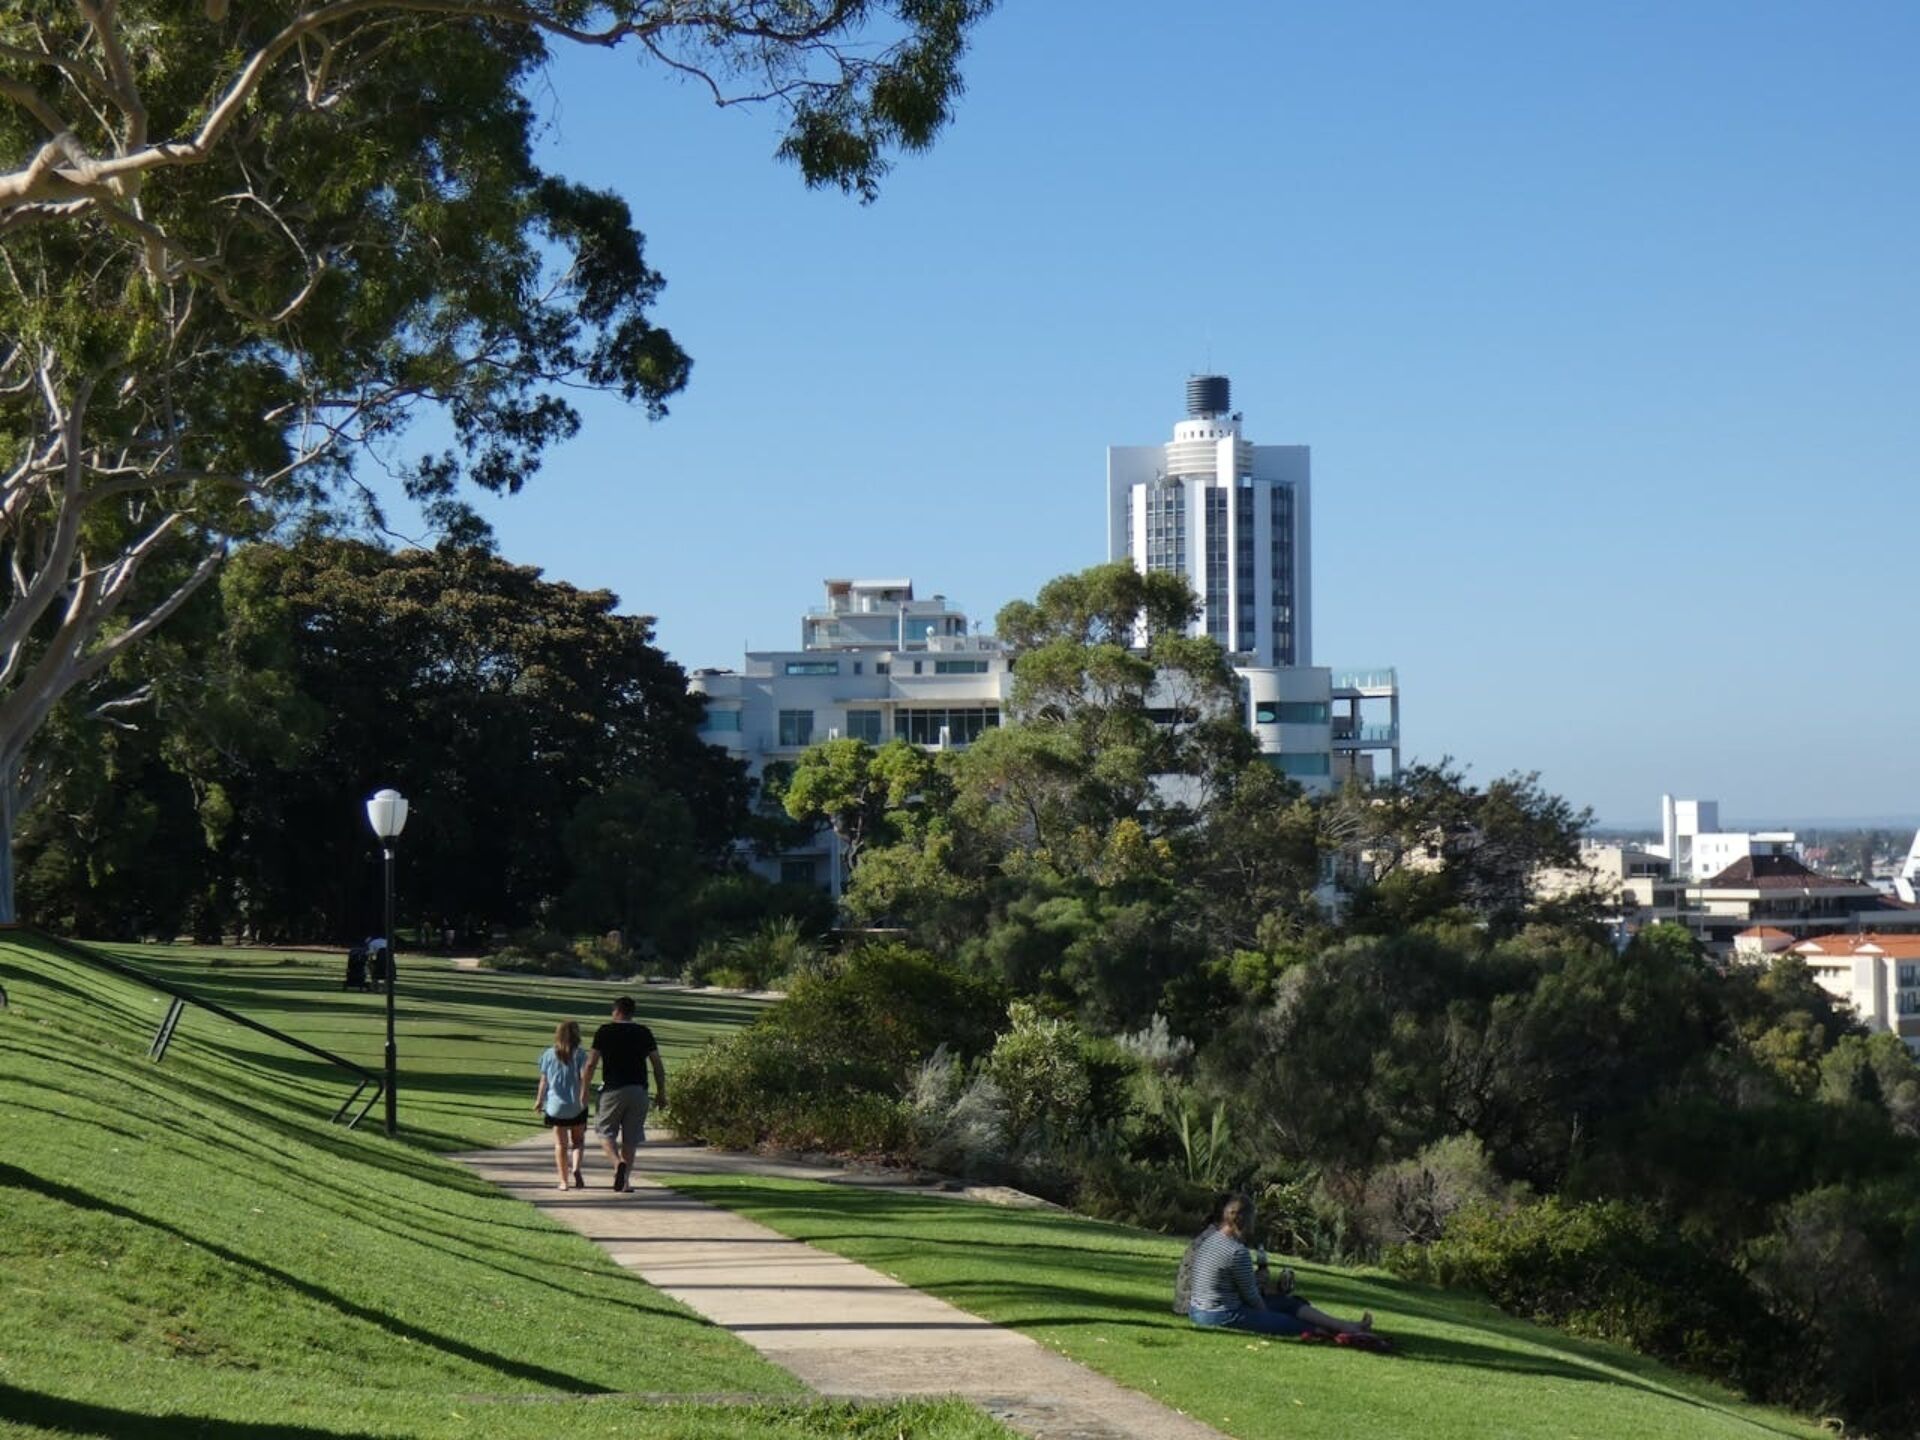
[1899,991,1920,1017]
[779,859,818,887]
[913,660,923,674]
[1265,751,1331,778]
[875,661,890,675]
[1901,964,1920,989]
[1254,701,1330,725]
[1144,478,1188,577]
[934,659,989,674]
[703,709,743,733]
[893,707,1000,746]
[777,710,814,747]
[784,660,839,676]
[845,709,883,743]
[852,661,863,675]
[1204,486,1229,643]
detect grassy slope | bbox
[0,938,1004,1440]
[661,1177,1827,1440]
[87,942,768,1151]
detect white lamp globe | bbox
[366,788,410,841]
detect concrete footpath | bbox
[453,1133,1227,1440]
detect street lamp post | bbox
[365,788,409,1137]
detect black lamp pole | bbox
[366,787,409,1139]
[382,837,398,1137]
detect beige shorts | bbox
[595,1084,651,1149]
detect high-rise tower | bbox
[1105,375,1311,666]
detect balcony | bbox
[1332,666,1397,693]
[1333,723,1399,749]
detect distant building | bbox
[1792,933,1920,1053]
[1897,829,1920,905]
[691,578,1012,891]
[1685,853,1898,952]
[1539,797,1920,953]
[1731,926,1797,959]
[1646,795,1800,882]
[1106,375,1400,792]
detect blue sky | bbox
[446,1,1917,825]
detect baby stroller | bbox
[343,945,371,991]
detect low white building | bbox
[692,579,1013,889]
[1646,795,1800,882]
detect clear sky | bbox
[443,1,1918,826]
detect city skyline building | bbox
[1107,375,1397,790]
[1106,374,1311,668]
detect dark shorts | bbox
[542,1105,589,1129]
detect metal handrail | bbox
[21,931,383,1128]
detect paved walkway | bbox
[453,1134,1227,1440]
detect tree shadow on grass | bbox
[670,1181,1812,1438]
[0,1382,377,1439]
[0,1161,606,1395]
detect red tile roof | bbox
[1793,932,1920,961]
[1736,926,1795,940]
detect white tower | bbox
[1106,375,1312,667]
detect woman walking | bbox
[534,1020,590,1190]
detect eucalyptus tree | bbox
[0,0,991,918]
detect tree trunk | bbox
[0,782,17,925]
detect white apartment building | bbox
[692,579,1012,890]
[1792,933,1920,1053]
[1108,373,1310,667]
[1107,375,1399,792]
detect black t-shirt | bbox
[591,1021,658,1091]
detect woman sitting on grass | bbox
[534,1020,590,1191]
[1187,1193,1377,1339]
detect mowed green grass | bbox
[86,940,763,1150]
[662,1177,1826,1440]
[0,936,1007,1440]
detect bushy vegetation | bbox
[675,914,1920,1434]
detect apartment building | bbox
[1792,933,1920,1053]
[691,578,1011,890]
[1106,375,1400,792]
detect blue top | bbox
[537,1045,589,1116]
[1189,1227,1264,1313]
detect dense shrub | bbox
[685,917,826,990]
[776,942,1007,1079]
[1072,1152,1214,1235]
[667,945,1002,1161]
[1391,1198,1780,1388]
[490,928,630,977]
[1743,1182,1920,1435]
[986,1002,1133,1144]
[1255,1169,1363,1263]
[677,873,836,956]
[907,1047,1012,1178]
[1359,1134,1519,1248]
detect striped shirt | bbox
[1189,1227,1264,1312]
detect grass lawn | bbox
[85,940,764,1151]
[0,935,1006,1439]
[659,1176,1826,1440]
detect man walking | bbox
[582,996,667,1193]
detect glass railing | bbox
[1333,723,1397,746]
[1332,667,1397,691]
